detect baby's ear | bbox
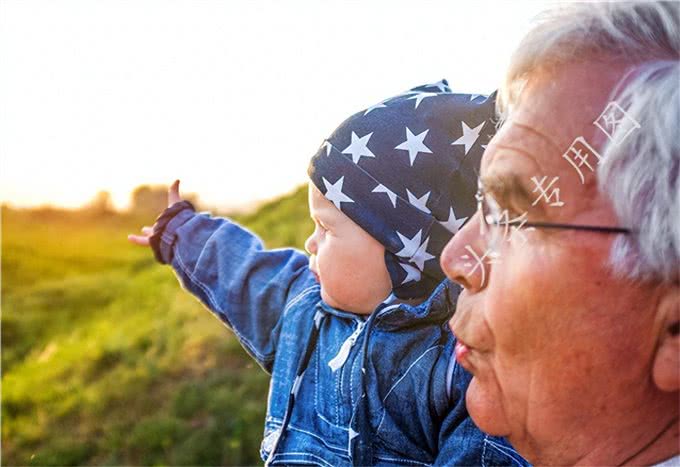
[652,286,680,392]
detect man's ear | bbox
[652,286,680,392]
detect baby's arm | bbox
[128,181,317,372]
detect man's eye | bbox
[490,204,524,225]
[503,210,529,227]
[502,206,524,219]
[485,194,521,224]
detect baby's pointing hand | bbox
[127,179,183,247]
[167,179,182,206]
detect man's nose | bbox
[440,211,489,293]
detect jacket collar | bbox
[316,279,460,330]
[374,279,459,330]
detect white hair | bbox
[498,2,680,283]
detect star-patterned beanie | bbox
[308,80,497,299]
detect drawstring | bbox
[328,320,366,372]
[265,309,326,466]
[348,303,388,465]
[266,300,400,466]
[349,302,401,465]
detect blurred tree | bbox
[130,185,167,216]
[129,184,199,216]
[84,190,114,216]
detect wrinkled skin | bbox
[440,61,679,465]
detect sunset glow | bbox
[0,0,556,211]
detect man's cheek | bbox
[486,249,553,352]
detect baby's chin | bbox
[320,288,373,315]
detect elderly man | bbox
[441,2,679,466]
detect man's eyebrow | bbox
[480,173,535,213]
[511,121,563,156]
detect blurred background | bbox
[2,1,559,465]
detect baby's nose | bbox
[304,235,316,255]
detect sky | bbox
[0,0,560,212]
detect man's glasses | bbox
[476,183,633,250]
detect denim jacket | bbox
[153,206,529,467]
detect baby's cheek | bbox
[353,255,391,307]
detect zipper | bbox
[328,320,366,372]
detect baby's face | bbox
[305,182,392,314]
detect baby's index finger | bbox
[127,234,150,246]
[167,179,181,206]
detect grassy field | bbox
[1,185,313,466]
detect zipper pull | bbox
[328,321,366,372]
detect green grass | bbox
[2,185,313,466]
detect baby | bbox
[129,81,527,466]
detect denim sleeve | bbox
[157,208,317,373]
[433,357,481,466]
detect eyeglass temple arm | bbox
[497,220,633,234]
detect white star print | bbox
[322,176,354,210]
[396,88,419,97]
[440,207,467,234]
[407,92,437,109]
[469,94,486,101]
[407,189,431,214]
[451,120,486,155]
[429,80,449,93]
[364,100,388,115]
[395,230,434,271]
[372,184,397,208]
[410,236,435,271]
[399,263,421,284]
[395,127,432,166]
[342,131,377,164]
[321,140,332,156]
[395,230,423,259]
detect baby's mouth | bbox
[310,270,320,283]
